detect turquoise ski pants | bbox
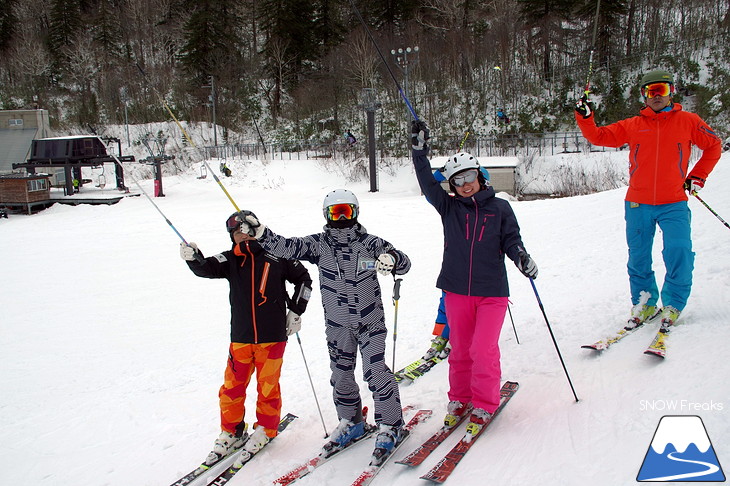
[624,200,694,311]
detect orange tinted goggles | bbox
[642,82,672,98]
[326,203,357,220]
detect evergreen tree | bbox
[258,0,318,118]
[0,0,18,53]
[363,0,420,30]
[178,0,243,84]
[576,0,627,68]
[519,0,578,80]
[91,0,123,65]
[48,0,83,53]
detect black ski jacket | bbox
[186,240,312,343]
[413,147,525,297]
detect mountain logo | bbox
[637,415,726,482]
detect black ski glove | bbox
[411,120,430,151]
[575,93,594,119]
[516,248,538,279]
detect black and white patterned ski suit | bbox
[257,223,411,427]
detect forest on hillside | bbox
[1,0,729,145]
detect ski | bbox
[348,409,433,486]
[395,355,445,385]
[272,406,415,485]
[420,381,519,484]
[205,413,297,486]
[272,422,378,485]
[168,443,244,486]
[581,323,645,351]
[396,402,477,467]
[644,326,672,358]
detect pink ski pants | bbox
[444,292,508,413]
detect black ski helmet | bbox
[226,211,258,241]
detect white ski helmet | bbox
[322,189,359,221]
[442,153,480,180]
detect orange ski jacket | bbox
[576,103,721,205]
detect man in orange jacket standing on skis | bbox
[575,68,721,330]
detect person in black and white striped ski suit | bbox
[236,189,411,463]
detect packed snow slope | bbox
[1,151,728,486]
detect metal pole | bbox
[507,303,520,344]
[362,88,379,193]
[210,76,217,148]
[693,192,730,229]
[391,278,403,372]
[367,110,377,193]
[295,332,329,437]
[529,279,579,402]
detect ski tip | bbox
[644,350,666,359]
[419,473,446,484]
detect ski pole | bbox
[391,277,403,371]
[133,179,205,264]
[529,279,579,402]
[294,331,329,437]
[136,63,197,148]
[692,192,730,230]
[584,0,602,94]
[346,0,419,121]
[107,153,200,261]
[458,131,471,151]
[507,302,520,344]
[202,160,242,212]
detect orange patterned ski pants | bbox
[219,341,286,438]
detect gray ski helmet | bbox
[640,69,674,87]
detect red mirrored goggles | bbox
[641,82,674,99]
[226,214,242,232]
[326,203,357,221]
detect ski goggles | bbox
[450,169,479,187]
[326,203,357,221]
[642,82,673,98]
[226,214,242,232]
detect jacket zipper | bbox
[259,262,270,306]
[654,118,660,204]
[478,216,488,241]
[244,241,259,343]
[467,199,479,296]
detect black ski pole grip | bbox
[393,277,402,301]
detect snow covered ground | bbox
[1,149,728,486]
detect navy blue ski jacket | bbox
[413,147,525,297]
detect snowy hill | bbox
[1,150,728,486]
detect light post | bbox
[203,76,217,147]
[120,87,130,147]
[361,88,381,193]
[390,46,419,120]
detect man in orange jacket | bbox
[575,69,721,329]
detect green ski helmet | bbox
[640,69,674,87]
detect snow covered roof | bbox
[430,155,518,169]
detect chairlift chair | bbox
[197,163,208,179]
[95,165,106,189]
